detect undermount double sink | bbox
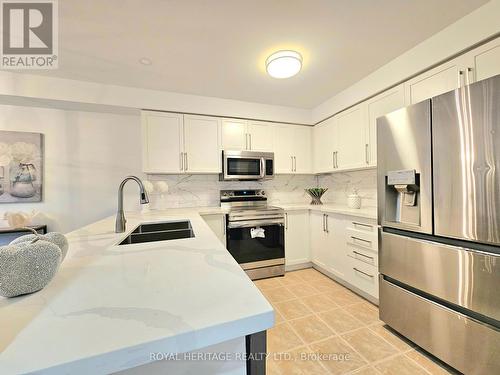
[119,220,194,245]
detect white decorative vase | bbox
[347,193,361,209]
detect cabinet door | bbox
[471,37,500,82]
[310,211,328,269]
[142,111,183,173]
[366,85,406,166]
[201,214,226,247]
[313,119,335,173]
[248,121,274,151]
[325,214,348,279]
[293,126,312,174]
[183,115,221,173]
[274,125,295,173]
[285,210,310,267]
[405,57,469,104]
[221,119,248,150]
[335,104,367,170]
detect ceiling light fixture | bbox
[266,50,302,79]
[139,57,152,65]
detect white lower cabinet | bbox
[310,211,331,270]
[343,217,379,299]
[310,212,348,280]
[201,214,226,247]
[310,210,379,300]
[345,257,379,299]
[284,210,310,267]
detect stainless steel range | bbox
[221,189,285,280]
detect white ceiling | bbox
[26,0,488,109]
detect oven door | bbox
[226,220,285,269]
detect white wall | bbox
[0,105,145,233]
[0,72,312,125]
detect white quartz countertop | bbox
[187,203,376,220]
[0,210,274,374]
[274,203,377,220]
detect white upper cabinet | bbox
[469,37,500,82]
[335,104,367,171]
[405,57,468,105]
[274,125,295,173]
[221,119,274,151]
[293,126,312,174]
[274,124,312,174]
[247,121,274,151]
[142,111,183,174]
[366,84,406,166]
[183,115,221,173]
[406,37,500,105]
[314,104,371,174]
[313,118,335,174]
[221,118,247,150]
[142,111,220,174]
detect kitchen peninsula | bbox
[0,210,273,374]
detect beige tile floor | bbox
[254,268,459,375]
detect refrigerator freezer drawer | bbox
[380,231,500,322]
[380,277,500,375]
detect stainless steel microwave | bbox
[221,150,274,181]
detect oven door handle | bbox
[227,219,284,229]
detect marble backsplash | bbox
[146,168,377,209]
[317,168,377,208]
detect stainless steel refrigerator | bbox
[377,74,500,375]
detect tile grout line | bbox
[262,269,452,375]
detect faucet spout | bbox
[115,176,149,233]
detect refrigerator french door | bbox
[377,75,500,375]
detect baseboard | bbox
[312,263,379,306]
[285,262,312,272]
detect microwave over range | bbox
[221,150,274,181]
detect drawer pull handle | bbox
[352,222,373,230]
[353,267,374,278]
[353,250,374,260]
[351,236,371,245]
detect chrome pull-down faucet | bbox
[115,176,149,233]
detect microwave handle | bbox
[260,158,266,178]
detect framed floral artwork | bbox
[0,131,44,203]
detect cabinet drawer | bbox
[347,220,377,234]
[346,257,379,299]
[346,228,378,252]
[347,245,378,267]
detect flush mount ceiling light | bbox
[266,50,302,79]
[139,57,152,65]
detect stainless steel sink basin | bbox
[132,221,192,234]
[119,220,194,245]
